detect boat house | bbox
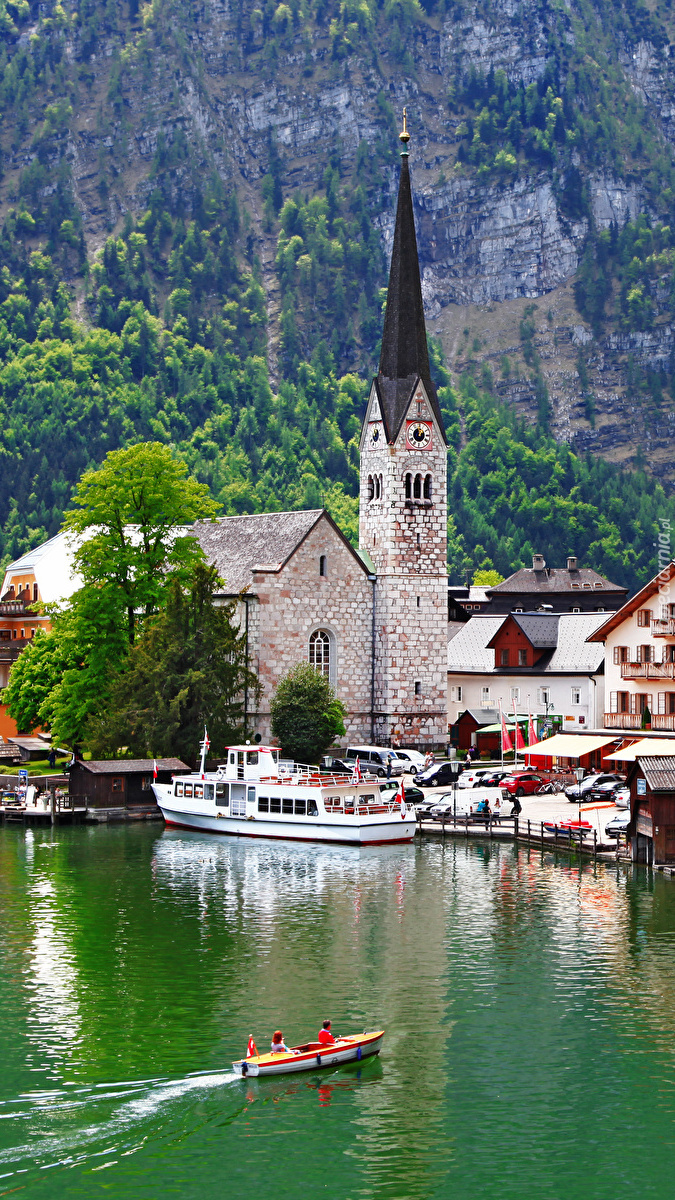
[68,758,190,820]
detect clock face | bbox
[368,422,383,449]
[406,421,433,450]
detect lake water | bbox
[2,824,675,1199]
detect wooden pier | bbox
[417,813,629,862]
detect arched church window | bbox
[413,474,422,499]
[405,473,412,499]
[374,475,380,500]
[319,555,327,577]
[424,474,432,500]
[378,474,384,499]
[367,475,374,501]
[309,628,335,686]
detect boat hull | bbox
[158,806,415,845]
[233,1032,384,1077]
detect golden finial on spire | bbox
[399,107,411,151]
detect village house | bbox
[447,611,607,751]
[587,561,675,732]
[448,555,627,623]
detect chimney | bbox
[567,556,578,571]
[532,554,546,571]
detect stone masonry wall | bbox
[247,514,374,746]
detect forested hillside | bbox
[1,0,675,588]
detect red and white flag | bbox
[528,711,537,748]
[499,701,513,754]
[152,759,158,780]
[399,779,407,819]
[353,757,362,783]
[247,1036,258,1059]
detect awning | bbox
[604,737,675,762]
[526,734,617,759]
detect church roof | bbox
[375,153,446,445]
[194,510,367,594]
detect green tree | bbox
[89,563,258,763]
[64,442,220,645]
[270,661,346,763]
[472,568,505,586]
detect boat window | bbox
[229,754,235,765]
[270,749,279,763]
[175,782,184,797]
[247,752,258,765]
[282,797,293,815]
[184,783,193,798]
[294,798,306,815]
[215,782,229,807]
[194,784,204,799]
[343,794,354,807]
[203,784,214,800]
[247,786,256,804]
[270,797,281,813]
[362,794,375,804]
[308,799,318,816]
[258,796,269,812]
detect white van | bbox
[345,746,406,778]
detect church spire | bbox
[375,112,445,444]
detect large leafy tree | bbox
[89,563,258,763]
[64,441,220,645]
[4,443,220,746]
[270,661,346,764]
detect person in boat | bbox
[318,1020,338,1045]
[271,1030,289,1053]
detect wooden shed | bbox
[628,756,675,866]
[68,759,190,818]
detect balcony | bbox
[622,662,675,680]
[604,712,675,731]
[651,618,675,636]
[604,713,642,729]
[0,601,29,616]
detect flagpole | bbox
[499,698,504,771]
[513,699,518,769]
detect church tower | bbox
[359,113,448,750]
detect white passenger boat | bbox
[152,741,416,845]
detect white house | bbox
[587,561,675,731]
[448,611,607,738]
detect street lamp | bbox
[575,764,585,830]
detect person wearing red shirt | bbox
[318,1020,337,1045]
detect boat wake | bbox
[0,1068,241,1186]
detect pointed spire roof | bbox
[375,123,447,445]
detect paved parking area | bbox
[404,774,625,841]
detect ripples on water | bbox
[2,826,675,1198]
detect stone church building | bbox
[196,124,450,750]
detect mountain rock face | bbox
[2,0,675,579]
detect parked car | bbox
[565,773,625,803]
[478,769,511,788]
[319,756,355,775]
[413,760,462,788]
[612,786,631,810]
[587,777,629,804]
[379,781,424,805]
[500,772,548,797]
[392,748,427,771]
[457,767,495,789]
[605,812,631,839]
[345,746,405,778]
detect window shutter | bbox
[658,692,666,715]
[647,693,653,712]
[610,692,618,713]
[613,647,620,665]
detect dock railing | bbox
[417,810,628,861]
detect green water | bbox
[1,827,675,1200]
